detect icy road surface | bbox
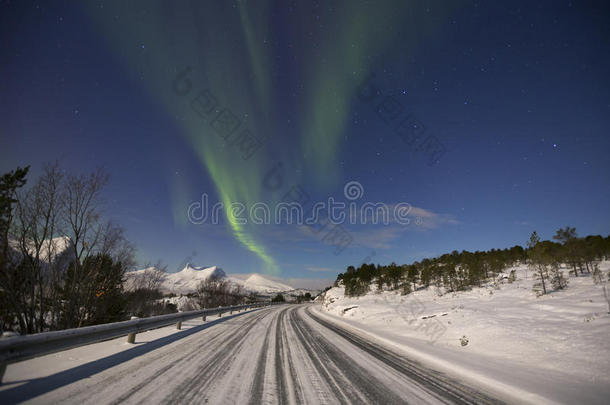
[1,305,502,404]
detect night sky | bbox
[2,1,609,288]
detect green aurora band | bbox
[83,1,447,274]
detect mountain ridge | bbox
[125,263,303,295]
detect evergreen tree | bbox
[386,262,403,290]
[406,264,418,292]
[375,264,384,292]
[418,261,431,287]
[61,254,126,326]
[0,166,30,333]
[0,166,30,271]
[549,261,567,290]
[527,231,548,295]
[272,293,285,303]
[88,255,126,325]
[553,226,580,276]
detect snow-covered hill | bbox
[317,261,610,401]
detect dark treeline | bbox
[336,229,610,298]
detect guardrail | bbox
[0,301,281,382]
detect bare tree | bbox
[2,165,138,333]
[130,261,166,291]
[59,169,137,328]
[99,221,136,269]
[12,163,65,332]
[232,284,244,303]
[197,276,247,308]
[124,261,168,317]
[593,264,610,314]
[197,275,228,308]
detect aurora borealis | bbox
[2,1,609,287]
[79,1,430,275]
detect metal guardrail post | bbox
[127,316,139,343]
[176,321,182,330]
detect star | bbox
[402,89,407,95]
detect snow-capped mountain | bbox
[125,263,300,295]
[232,273,295,294]
[123,266,165,291]
[165,264,226,292]
[125,264,226,293]
[9,235,72,262]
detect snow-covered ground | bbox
[316,261,610,404]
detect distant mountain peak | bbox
[241,273,294,292]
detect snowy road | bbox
[2,305,502,404]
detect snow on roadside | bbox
[0,309,258,390]
[315,261,610,404]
